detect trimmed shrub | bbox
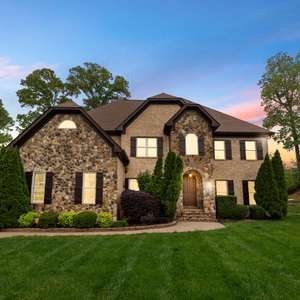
[0,148,30,228]
[255,154,282,219]
[216,195,237,219]
[231,205,249,220]
[272,150,288,216]
[137,170,152,192]
[58,211,76,228]
[121,190,161,224]
[146,158,164,199]
[249,205,266,220]
[97,212,113,228]
[110,219,128,228]
[74,211,97,228]
[39,212,58,228]
[18,211,39,228]
[285,169,300,194]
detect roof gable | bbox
[9,106,129,165]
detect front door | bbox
[183,174,197,207]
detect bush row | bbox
[18,211,128,229]
[216,196,266,220]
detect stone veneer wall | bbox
[170,110,216,217]
[19,113,119,216]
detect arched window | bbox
[185,133,198,155]
[58,120,77,129]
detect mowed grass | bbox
[1,206,300,300]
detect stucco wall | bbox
[213,137,268,204]
[121,103,181,178]
[19,113,120,216]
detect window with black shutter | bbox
[130,137,137,157]
[242,180,249,205]
[227,180,234,195]
[31,172,46,204]
[198,136,205,156]
[95,173,103,205]
[25,172,33,198]
[256,141,264,160]
[225,140,232,160]
[44,172,54,204]
[240,141,246,160]
[74,172,83,204]
[179,134,186,155]
[157,137,163,157]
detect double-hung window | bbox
[31,172,46,203]
[128,179,139,191]
[136,138,157,158]
[215,180,228,196]
[214,141,225,160]
[82,173,96,204]
[247,181,256,205]
[245,141,257,160]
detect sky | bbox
[0,0,299,165]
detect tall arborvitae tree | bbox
[161,152,183,218]
[255,154,282,219]
[147,157,164,199]
[0,148,30,227]
[272,150,288,216]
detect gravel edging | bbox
[0,221,177,233]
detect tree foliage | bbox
[146,157,164,199]
[259,51,300,178]
[0,148,30,228]
[16,68,70,131]
[0,99,14,146]
[255,154,282,219]
[272,150,288,216]
[137,170,152,192]
[66,62,130,110]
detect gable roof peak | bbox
[147,92,181,100]
[56,100,80,108]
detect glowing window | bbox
[248,181,256,205]
[128,179,140,191]
[32,172,46,203]
[245,141,257,160]
[185,134,198,155]
[82,173,96,204]
[216,181,228,196]
[214,141,225,160]
[58,120,77,129]
[136,138,157,157]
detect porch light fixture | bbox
[189,173,193,178]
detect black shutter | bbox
[74,172,83,204]
[240,141,246,160]
[225,140,232,160]
[242,180,249,205]
[256,141,263,160]
[157,137,163,158]
[125,178,129,190]
[96,172,103,205]
[179,134,185,155]
[25,172,33,197]
[198,136,205,156]
[44,172,54,204]
[227,180,234,195]
[130,137,137,157]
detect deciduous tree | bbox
[0,99,14,146]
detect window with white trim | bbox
[82,173,96,204]
[185,133,198,155]
[214,140,225,160]
[58,120,77,129]
[128,179,139,191]
[248,181,256,205]
[32,172,46,203]
[245,141,257,160]
[136,138,157,157]
[216,180,228,196]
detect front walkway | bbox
[0,221,224,238]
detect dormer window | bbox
[58,120,77,129]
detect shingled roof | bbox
[87,94,269,136]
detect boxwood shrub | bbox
[74,211,97,228]
[58,211,76,227]
[97,212,113,228]
[231,204,249,220]
[18,211,39,228]
[249,205,266,220]
[121,190,161,224]
[216,195,237,219]
[39,212,59,228]
[110,219,128,228]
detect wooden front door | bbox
[183,174,197,207]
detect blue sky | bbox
[1,0,300,124]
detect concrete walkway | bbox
[0,222,224,238]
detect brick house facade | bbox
[10,93,270,221]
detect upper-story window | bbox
[185,133,198,155]
[214,140,225,160]
[58,120,77,129]
[136,137,157,157]
[245,141,257,160]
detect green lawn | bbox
[1,206,300,300]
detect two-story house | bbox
[10,93,270,221]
